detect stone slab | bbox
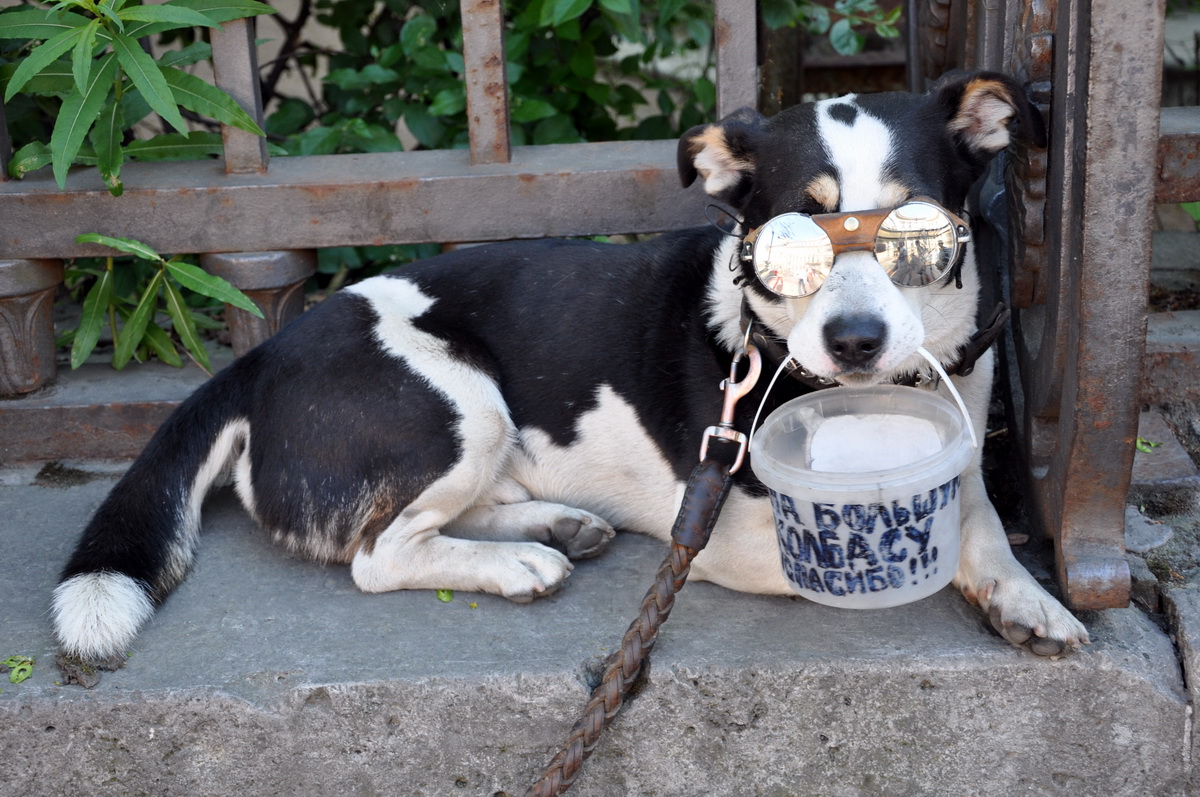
[0,474,1192,796]
[1144,311,1200,405]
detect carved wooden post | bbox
[0,259,64,396]
[199,251,316,355]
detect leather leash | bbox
[524,347,762,797]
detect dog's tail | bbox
[52,361,255,664]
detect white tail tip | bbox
[52,572,155,661]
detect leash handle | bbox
[526,348,759,795]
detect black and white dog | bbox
[53,71,1088,667]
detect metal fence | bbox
[1,0,1198,610]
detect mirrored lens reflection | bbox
[874,202,957,286]
[753,213,834,297]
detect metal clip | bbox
[699,345,762,473]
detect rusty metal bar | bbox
[210,17,269,175]
[1157,105,1200,204]
[714,0,758,117]
[1042,0,1163,610]
[0,141,708,259]
[460,0,511,165]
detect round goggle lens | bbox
[874,202,959,287]
[751,213,833,298]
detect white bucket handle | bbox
[916,346,979,450]
[747,348,980,453]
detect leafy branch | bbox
[763,0,902,55]
[67,233,264,373]
[0,0,274,193]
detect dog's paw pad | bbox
[548,511,615,559]
[979,581,1090,656]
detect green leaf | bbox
[76,233,164,262]
[510,97,558,123]
[163,278,211,373]
[4,656,34,685]
[7,141,54,179]
[829,17,865,55]
[435,589,454,603]
[92,0,126,33]
[125,131,225,161]
[693,76,716,111]
[158,41,214,69]
[1135,437,1163,454]
[4,22,89,102]
[71,19,100,95]
[1180,202,1200,226]
[112,270,164,369]
[265,97,315,137]
[142,321,183,367]
[568,41,596,79]
[801,4,830,33]
[598,0,632,13]
[119,87,153,127]
[0,59,74,96]
[164,259,264,317]
[541,0,592,27]
[72,268,113,369]
[761,0,801,30]
[399,14,438,57]
[340,121,402,153]
[360,64,400,85]
[403,107,443,149]
[160,65,264,135]
[117,4,221,31]
[0,8,90,41]
[157,0,275,24]
[91,99,125,196]
[111,32,187,133]
[428,87,465,117]
[286,125,340,156]
[50,52,117,188]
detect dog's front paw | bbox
[962,575,1090,656]
[498,543,575,604]
[541,509,615,560]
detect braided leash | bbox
[525,347,761,797]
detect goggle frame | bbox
[739,198,972,299]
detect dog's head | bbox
[679,71,1044,384]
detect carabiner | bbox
[699,345,762,473]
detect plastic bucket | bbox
[750,385,974,609]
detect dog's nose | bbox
[823,315,886,368]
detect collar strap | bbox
[738,299,1011,391]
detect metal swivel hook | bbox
[699,345,762,473]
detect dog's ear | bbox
[677,107,766,204]
[934,71,1047,157]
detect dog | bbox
[52,71,1089,669]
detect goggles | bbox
[739,199,971,298]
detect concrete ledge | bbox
[1,478,1193,796]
